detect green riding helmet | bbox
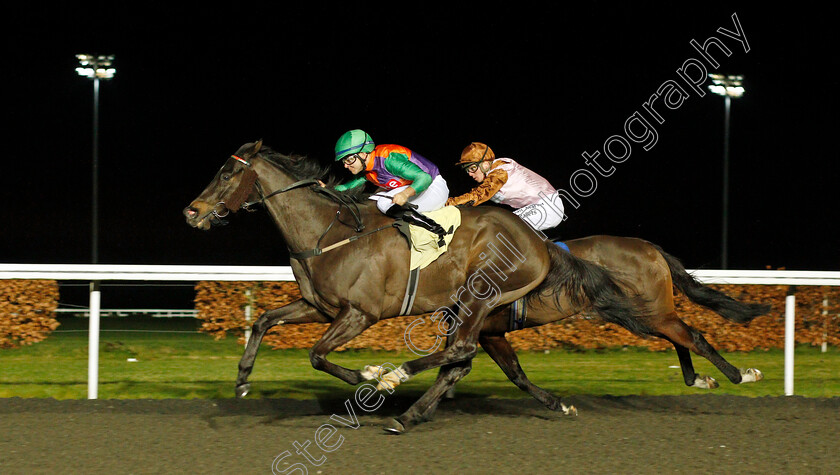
[335,129,375,161]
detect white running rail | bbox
[2,264,839,399]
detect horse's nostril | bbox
[184,206,198,218]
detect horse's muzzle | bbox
[183,201,221,230]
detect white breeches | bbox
[513,191,565,231]
[371,175,450,213]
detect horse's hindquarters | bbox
[567,236,676,316]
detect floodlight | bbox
[708,74,744,98]
[75,54,116,79]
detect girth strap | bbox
[400,267,421,315]
[510,297,527,331]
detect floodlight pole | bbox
[721,94,731,270]
[76,54,114,400]
[708,74,743,270]
[92,77,100,265]
[89,77,101,400]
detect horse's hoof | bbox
[360,365,385,381]
[235,383,251,398]
[741,368,763,383]
[376,368,408,392]
[692,375,719,389]
[383,418,406,435]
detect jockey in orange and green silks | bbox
[332,129,451,245]
[337,143,440,193]
[335,143,440,197]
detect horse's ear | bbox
[254,139,263,154]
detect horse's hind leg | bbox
[385,359,474,434]
[387,332,578,434]
[439,333,457,399]
[479,333,576,415]
[236,300,330,397]
[382,299,496,433]
[662,339,720,389]
[669,343,715,388]
[654,313,763,386]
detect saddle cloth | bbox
[396,206,461,270]
[554,241,570,252]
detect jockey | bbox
[333,129,451,245]
[446,142,565,232]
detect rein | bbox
[232,154,395,260]
[287,222,397,259]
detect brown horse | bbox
[183,140,647,432]
[414,235,769,421]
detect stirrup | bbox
[385,205,448,246]
[408,215,447,246]
[410,215,447,246]
[412,221,447,247]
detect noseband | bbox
[195,155,257,225]
[224,165,258,212]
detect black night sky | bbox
[3,4,838,307]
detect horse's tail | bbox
[527,242,651,335]
[654,244,770,324]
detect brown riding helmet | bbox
[455,142,495,168]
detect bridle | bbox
[222,153,397,259]
[193,154,258,226]
[231,154,364,229]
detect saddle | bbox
[393,206,461,315]
[393,206,461,271]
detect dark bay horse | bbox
[184,140,646,432]
[430,235,769,419]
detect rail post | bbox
[821,294,829,353]
[244,288,253,345]
[784,285,796,396]
[88,281,101,399]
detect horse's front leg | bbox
[236,299,330,398]
[308,305,377,385]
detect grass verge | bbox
[1,317,838,399]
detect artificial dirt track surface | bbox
[1,394,838,474]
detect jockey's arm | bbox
[446,168,508,206]
[334,176,367,192]
[383,152,433,193]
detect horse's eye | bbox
[221,173,232,181]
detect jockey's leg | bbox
[385,204,448,246]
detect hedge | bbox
[3,278,835,352]
[194,281,840,352]
[0,280,60,348]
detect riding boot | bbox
[386,205,448,247]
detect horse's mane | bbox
[256,145,372,203]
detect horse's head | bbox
[183,140,263,230]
